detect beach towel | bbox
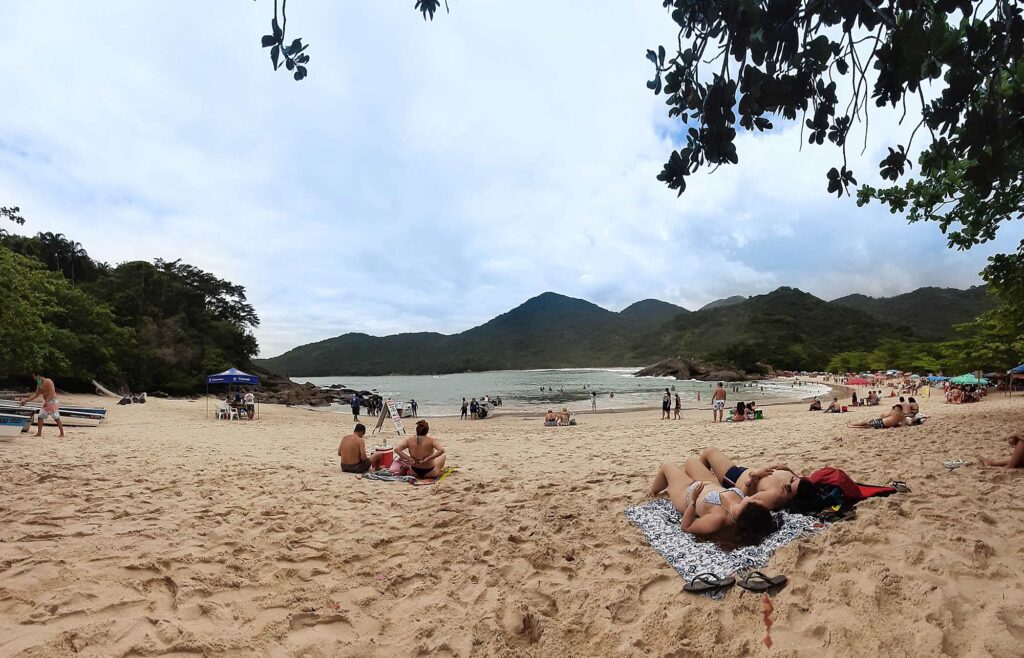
[624,499,823,581]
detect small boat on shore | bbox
[0,399,107,420]
[0,413,29,437]
[0,406,104,427]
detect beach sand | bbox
[1,392,1023,656]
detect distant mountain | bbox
[258,292,672,376]
[258,286,988,376]
[619,299,690,326]
[633,287,907,372]
[699,295,747,311]
[830,286,994,339]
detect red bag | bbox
[807,467,896,501]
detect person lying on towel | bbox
[649,458,775,549]
[394,420,447,479]
[847,404,905,429]
[338,423,386,474]
[697,447,815,511]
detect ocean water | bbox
[294,368,830,417]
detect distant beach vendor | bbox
[20,373,64,438]
[394,420,447,479]
[338,423,385,473]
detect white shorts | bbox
[712,399,725,411]
[39,399,60,420]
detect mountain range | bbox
[256,286,995,376]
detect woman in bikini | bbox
[648,458,775,548]
[394,420,446,479]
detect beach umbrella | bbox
[949,374,989,385]
[925,375,947,382]
[1008,364,1024,374]
[846,377,871,386]
[910,374,921,379]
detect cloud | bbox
[1,1,1019,357]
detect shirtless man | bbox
[711,382,727,423]
[394,420,446,479]
[544,409,559,426]
[20,373,64,438]
[337,424,384,474]
[849,404,905,429]
[698,447,810,510]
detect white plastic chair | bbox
[229,407,240,420]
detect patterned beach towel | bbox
[624,499,823,581]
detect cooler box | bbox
[373,446,394,469]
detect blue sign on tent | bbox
[206,368,260,386]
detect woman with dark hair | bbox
[698,446,812,511]
[648,458,776,549]
[732,401,747,422]
[394,420,447,479]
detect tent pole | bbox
[206,382,209,419]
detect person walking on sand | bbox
[350,393,362,422]
[674,392,682,419]
[711,382,727,423]
[20,373,64,438]
[662,388,672,420]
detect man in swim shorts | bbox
[711,382,727,423]
[394,420,447,479]
[20,373,64,438]
[848,404,905,430]
[698,447,813,510]
[338,424,385,473]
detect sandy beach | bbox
[2,391,1023,657]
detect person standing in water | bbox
[591,391,597,411]
[711,382,727,423]
[662,388,672,420]
[20,373,65,438]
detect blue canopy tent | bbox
[1007,365,1024,395]
[926,375,947,382]
[206,368,261,419]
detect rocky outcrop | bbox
[249,366,338,407]
[635,357,772,382]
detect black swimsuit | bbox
[412,465,433,478]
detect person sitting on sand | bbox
[978,433,1024,469]
[394,420,447,479]
[848,404,905,429]
[556,407,574,425]
[697,447,813,511]
[648,458,775,548]
[544,409,558,426]
[338,424,385,474]
[745,401,757,419]
[808,397,822,411]
[824,397,840,413]
[731,401,747,422]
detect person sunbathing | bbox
[394,420,447,479]
[338,424,385,474]
[731,401,747,422]
[978,433,1024,469]
[648,458,775,549]
[848,404,905,429]
[544,410,558,426]
[698,447,812,511]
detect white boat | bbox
[0,399,107,419]
[0,406,104,427]
[0,413,29,437]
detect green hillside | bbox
[699,295,747,311]
[632,287,907,372]
[829,286,994,339]
[258,286,987,376]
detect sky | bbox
[2,1,1021,357]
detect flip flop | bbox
[943,459,969,470]
[738,571,788,593]
[891,480,911,493]
[683,573,735,594]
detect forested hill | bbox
[258,286,988,376]
[829,286,995,339]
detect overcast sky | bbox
[2,1,1020,357]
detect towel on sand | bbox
[624,499,823,581]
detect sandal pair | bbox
[683,571,787,594]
